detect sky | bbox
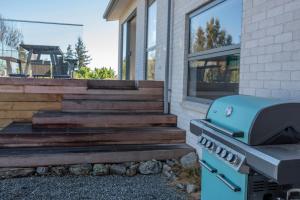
[0,0,119,71]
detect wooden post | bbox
[25,50,33,76]
[6,60,12,75]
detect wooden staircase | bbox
[0,79,193,167]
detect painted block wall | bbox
[116,0,300,152]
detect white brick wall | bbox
[169,0,210,150]
[115,0,300,152]
[240,0,300,99]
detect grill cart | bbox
[190,95,300,200]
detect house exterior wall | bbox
[112,0,300,151]
[169,0,300,151]
[240,0,300,100]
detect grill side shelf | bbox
[200,119,244,138]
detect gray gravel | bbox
[0,175,188,200]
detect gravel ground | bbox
[0,175,189,200]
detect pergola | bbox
[20,44,67,77]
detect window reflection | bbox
[188,54,240,99]
[121,23,127,80]
[147,49,156,80]
[187,0,242,100]
[146,0,157,80]
[189,0,242,54]
[147,0,157,49]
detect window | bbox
[145,0,157,80]
[121,23,128,80]
[187,0,242,100]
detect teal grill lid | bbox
[206,95,300,145]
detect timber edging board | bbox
[0,144,193,168]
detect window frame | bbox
[184,0,242,103]
[120,10,137,80]
[144,0,157,80]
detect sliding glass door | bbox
[120,13,136,80]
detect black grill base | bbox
[247,173,288,200]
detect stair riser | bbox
[0,132,185,148]
[63,94,163,101]
[32,115,177,128]
[62,101,163,112]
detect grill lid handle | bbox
[200,119,244,138]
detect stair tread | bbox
[32,112,177,128]
[62,100,164,112]
[1,123,185,135]
[0,144,192,155]
[34,111,174,117]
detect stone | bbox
[0,168,35,179]
[69,164,92,175]
[126,167,137,177]
[180,152,198,168]
[93,164,109,176]
[186,184,197,194]
[51,166,68,176]
[36,167,49,175]
[176,183,185,190]
[126,163,139,176]
[166,159,177,167]
[162,164,171,173]
[124,162,136,167]
[138,160,162,175]
[164,171,177,182]
[110,164,127,175]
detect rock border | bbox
[0,153,200,196]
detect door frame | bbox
[120,10,137,80]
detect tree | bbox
[65,44,74,59]
[193,27,206,52]
[193,17,233,52]
[75,37,91,68]
[0,15,23,50]
[0,15,7,44]
[5,26,23,49]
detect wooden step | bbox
[32,112,177,128]
[63,94,163,101]
[87,80,137,90]
[0,123,186,148]
[62,100,164,113]
[0,144,193,168]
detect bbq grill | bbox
[190,95,300,200]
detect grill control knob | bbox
[226,153,237,163]
[201,138,207,146]
[220,150,228,158]
[198,136,203,144]
[215,146,223,155]
[205,141,213,149]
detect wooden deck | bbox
[0,78,193,167]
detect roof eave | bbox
[103,0,118,21]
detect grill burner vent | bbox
[252,181,279,192]
[248,174,285,200]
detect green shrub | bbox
[74,66,116,80]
